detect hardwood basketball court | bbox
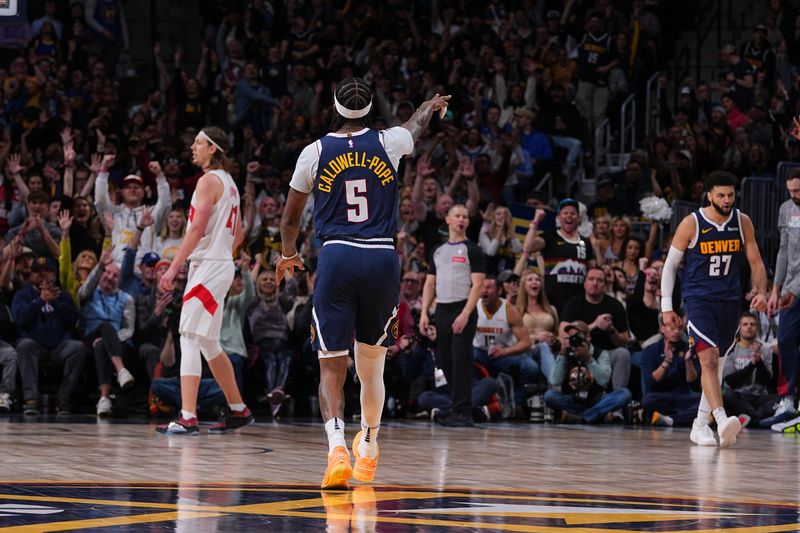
[1,417,799,531]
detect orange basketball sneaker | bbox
[321,446,352,490]
[352,431,379,483]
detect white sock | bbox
[696,392,711,425]
[662,414,674,427]
[325,417,346,453]
[358,424,380,459]
[181,410,196,420]
[712,406,728,423]
[229,403,245,412]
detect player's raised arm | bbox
[276,187,309,285]
[740,213,768,311]
[400,94,452,143]
[660,214,696,324]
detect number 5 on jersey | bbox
[346,179,369,223]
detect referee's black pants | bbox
[434,301,478,418]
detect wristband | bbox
[136,225,145,232]
[281,252,298,261]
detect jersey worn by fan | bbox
[290,127,414,352]
[473,298,515,350]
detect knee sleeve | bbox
[180,335,202,377]
[198,337,223,361]
[354,342,387,382]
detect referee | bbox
[420,204,486,427]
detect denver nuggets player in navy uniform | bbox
[277,77,450,489]
[661,171,768,447]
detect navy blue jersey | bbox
[313,129,398,240]
[683,208,745,302]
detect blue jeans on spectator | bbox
[150,378,225,412]
[778,298,800,399]
[473,348,539,405]
[533,343,556,385]
[150,354,243,412]
[551,135,582,169]
[259,338,291,393]
[418,377,497,412]
[228,353,246,395]
[642,392,701,426]
[544,388,632,424]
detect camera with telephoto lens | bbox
[568,333,586,348]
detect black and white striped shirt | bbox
[429,240,486,304]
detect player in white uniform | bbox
[156,126,253,435]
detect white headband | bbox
[197,130,224,154]
[334,93,372,119]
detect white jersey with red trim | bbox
[187,169,240,261]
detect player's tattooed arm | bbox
[401,94,452,143]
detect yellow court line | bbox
[0,488,783,515]
[0,511,225,532]
[1,481,798,509]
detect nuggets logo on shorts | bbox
[391,320,399,339]
[310,324,316,344]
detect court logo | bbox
[391,320,399,339]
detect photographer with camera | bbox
[544,321,632,424]
[560,267,632,396]
[639,313,701,427]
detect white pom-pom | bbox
[639,196,673,222]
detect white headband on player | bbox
[334,93,372,119]
[197,130,224,154]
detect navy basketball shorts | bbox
[311,241,400,354]
[684,298,740,356]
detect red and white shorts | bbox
[179,259,234,340]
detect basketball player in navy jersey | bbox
[276,77,450,489]
[661,171,768,447]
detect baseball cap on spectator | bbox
[32,256,57,273]
[678,150,693,164]
[515,108,535,119]
[141,252,160,266]
[547,10,560,20]
[712,104,726,115]
[597,175,614,188]
[155,259,171,271]
[122,175,144,187]
[564,321,590,336]
[753,24,767,33]
[680,86,691,95]
[17,247,35,261]
[558,198,579,212]
[498,270,520,284]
